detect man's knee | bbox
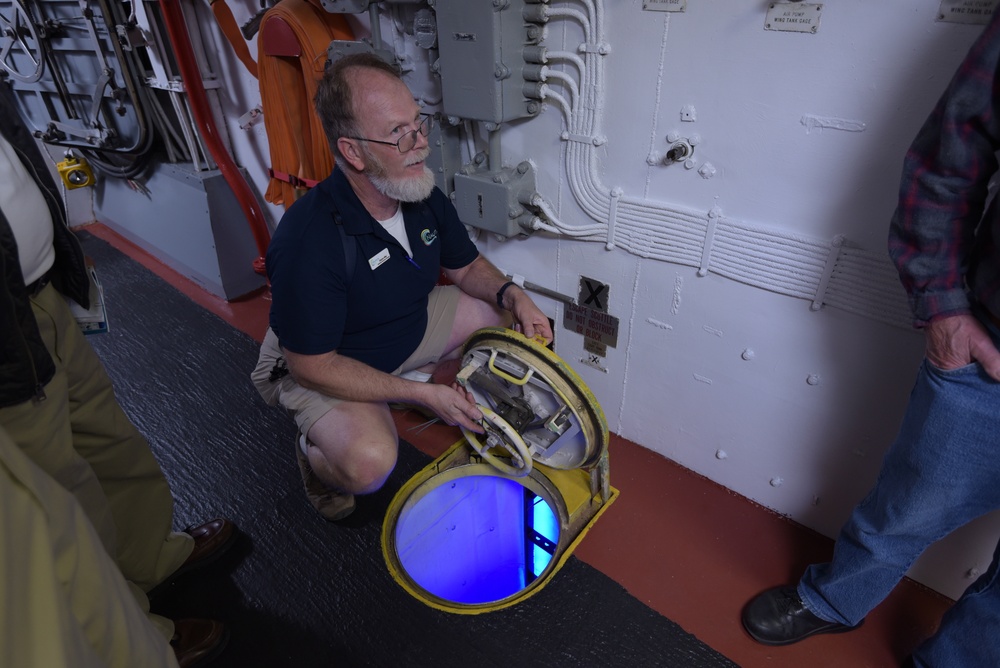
[339,440,397,494]
[308,434,397,495]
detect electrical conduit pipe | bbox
[158,0,270,275]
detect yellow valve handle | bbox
[487,349,535,386]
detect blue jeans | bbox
[798,313,1000,665]
[914,536,1000,666]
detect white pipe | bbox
[541,87,572,129]
[546,50,586,76]
[543,69,579,114]
[534,2,912,330]
[546,7,592,42]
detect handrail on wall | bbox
[158,0,270,276]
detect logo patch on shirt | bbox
[368,247,390,270]
[420,228,438,246]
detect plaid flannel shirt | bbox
[888,7,1000,327]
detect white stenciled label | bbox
[368,247,391,271]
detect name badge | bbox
[368,247,390,271]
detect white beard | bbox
[365,148,436,203]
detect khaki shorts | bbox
[251,285,460,437]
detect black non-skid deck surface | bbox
[81,231,737,668]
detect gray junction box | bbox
[435,0,543,124]
[452,162,537,238]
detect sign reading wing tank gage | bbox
[764,3,823,34]
[937,0,1000,24]
[381,328,616,614]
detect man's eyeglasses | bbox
[347,114,433,153]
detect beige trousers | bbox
[0,283,193,632]
[0,424,180,667]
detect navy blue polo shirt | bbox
[267,168,479,373]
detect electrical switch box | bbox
[452,162,537,237]
[434,0,542,123]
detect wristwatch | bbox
[496,281,517,310]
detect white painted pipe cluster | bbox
[532,1,911,330]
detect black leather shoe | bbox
[741,585,863,646]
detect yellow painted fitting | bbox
[56,155,95,189]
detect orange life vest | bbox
[257,0,353,208]
[210,0,353,208]
[257,0,354,208]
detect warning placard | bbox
[564,303,619,348]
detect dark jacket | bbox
[0,82,90,408]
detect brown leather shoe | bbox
[148,519,237,597]
[171,618,228,667]
[182,518,237,569]
[295,433,355,521]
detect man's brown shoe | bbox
[296,433,355,521]
[148,518,237,597]
[171,618,228,667]
[182,518,237,569]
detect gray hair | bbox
[314,53,402,163]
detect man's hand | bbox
[925,313,1000,381]
[509,290,554,343]
[443,257,554,344]
[416,382,485,433]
